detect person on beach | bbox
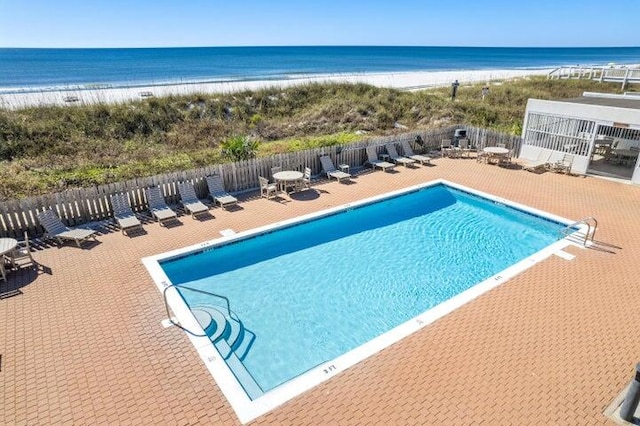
[451,79,459,100]
[481,85,489,101]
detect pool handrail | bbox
[163,283,236,337]
[559,216,597,246]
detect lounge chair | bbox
[110,193,143,234]
[385,143,416,167]
[320,155,351,182]
[259,176,278,199]
[522,149,552,172]
[400,140,431,165]
[36,210,98,248]
[205,175,238,209]
[145,186,178,225]
[177,182,209,218]
[365,146,396,172]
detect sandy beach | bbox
[0,68,552,109]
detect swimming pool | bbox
[143,180,579,423]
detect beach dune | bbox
[0,68,552,109]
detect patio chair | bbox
[145,186,178,225]
[6,231,36,269]
[522,149,552,172]
[302,167,312,188]
[385,143,416,167]
[365,146,396,172]
[36,209,98,248]
[177,182,210,219]
[550,154,574,174]
[400,140,431,165]
[205,175,238,209]
[270,166,282,179]
[320,155,351,182]
[259,176,278,199]
[110,193,143,234]
[457,138,472,158]
[441,139,455,157]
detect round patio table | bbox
[0,238,18,273]
[482,146,510,165]
[273,171,304,194]
[483,147,509,155]
[0,238,17,257]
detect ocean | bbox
[1,46,639,92]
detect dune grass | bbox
[0,77,627,200]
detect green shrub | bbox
[220,135,259,161]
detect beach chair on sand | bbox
[400,140,431,165]
[365,146,396,172]
[110,193,143,235]
[385,143,416,167]
[36,210,98,248]
[205,175,238,209]
[177,182,210,218]
[522,149,552,173]
[145,186,178,225]
[320,155,351,182]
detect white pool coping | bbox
[142,179,585,424]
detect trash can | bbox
[454,129,467,147]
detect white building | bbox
[519,92,640,184]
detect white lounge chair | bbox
[400,140,431,165]
[110,193,143,234]
[145,186,178,225]
[522,149,552,172]
[205,175,238,209]
[319,155,351,182]
[177,182,210,218]
[36,210,98,248]
[365,146,396,172]
[385,143,416,167]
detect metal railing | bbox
[559,216,598,246]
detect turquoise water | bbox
[161,184,565,395]
[2,46,640,91]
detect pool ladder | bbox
[559,216,597,246]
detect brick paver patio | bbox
[2,157,639,425]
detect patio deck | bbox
[2,157,639,425]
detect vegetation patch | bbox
[0,77,627,200]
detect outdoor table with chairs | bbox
[480,146,511,165]
[273,170,304,194]
[0,237,18,281]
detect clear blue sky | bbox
[1,0,638,48]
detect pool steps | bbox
[192,306,263,400]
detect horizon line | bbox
[1,44,640,50]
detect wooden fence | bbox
[0,125,522,238]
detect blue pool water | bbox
[160,184,566,396]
